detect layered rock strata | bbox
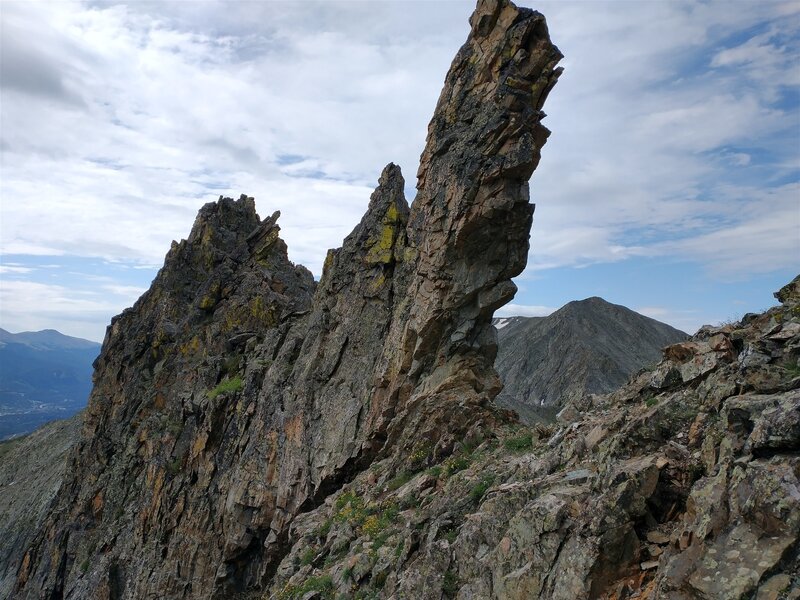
[15,1,562,597]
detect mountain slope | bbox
[0,328,99,440]
[492,298,687,422]
[0,328,100,350]
[0,414,81,598]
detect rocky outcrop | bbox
[492,298,688,423]
[0,414,81,598]
[266,280,800,600]
[14,1,562,598]
[15,195,318,599]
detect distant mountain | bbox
[492,297,688,423]
[0,328,100,440]
[0,328,100,351]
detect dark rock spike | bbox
[409,0,562,353]
[13,191,316,598]
[368,0,562,449]
[186,194,259,246]
[320,162,409,288]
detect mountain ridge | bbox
[0,414,81,595]
[7,1,798,598]
[262,275,799,599]
[0,328,101,350]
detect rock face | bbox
[492,298,688,423]
[264,280,800,600]
[14,1,562,598]
[0,414,81,598]
[15,195,318,599]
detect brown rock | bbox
[645,531,670,545]
[664,341,702,362]
[757,574,792,600]
[687,412,709,448]
[585,424,608,450]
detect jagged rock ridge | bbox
[492,298,688,423]
[14,1,562,597]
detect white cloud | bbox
[0,279,142,341]
[653,184,800,277]
[524,0,799,278]
[0,265,33,274]
[0,0,798,338]
[101,284,148,298]
[0,0,466,275]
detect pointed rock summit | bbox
[15,1,563,597]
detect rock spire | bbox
[15,1,562,597]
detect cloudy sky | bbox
[1,0,798,342]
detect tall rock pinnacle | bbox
[15,1,561,597]
[369,0,562,451]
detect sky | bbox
[1,0,798,342]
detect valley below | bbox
[0,328,99,440]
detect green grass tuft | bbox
[781,360,800,378]
[275,574,334,600]
[317,518,332,539]
[443,569,459,597]
[385,471,412,492]
[208,376,243,399]
[299,547,316,566]
[503,433,533,452]
[469,476,495,504]
[444,454,471,475]
[425,465,443,479]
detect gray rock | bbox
[0,416,80,598]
